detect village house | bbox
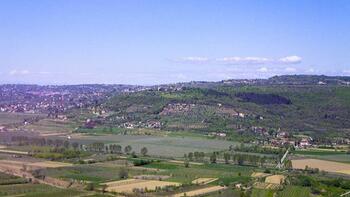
[0,126,7,132]
[299,138,311,148]
[208,132,227,138]
[123,122,135,129]
[277,131,289,138]
[145,120,162,129]
[238,112,245,118]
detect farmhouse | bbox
[299,138,311,148]
[209,132,227,137]
[0,126,7,132]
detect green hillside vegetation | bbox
[101,84,350,139]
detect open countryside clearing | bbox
[68,134,236,157]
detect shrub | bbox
[133,159,152,166]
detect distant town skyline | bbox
[1,0,349,85]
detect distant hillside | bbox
[99,78,350,138]
[148,75,350,90]
[266,75,350,85]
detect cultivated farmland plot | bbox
[191,178,218,185]
[251,172,270,178]
[103,178,181,194]
[0,159,72,173]
[292,159,350,174]
[173,185,227,197]
[265,175,285,184]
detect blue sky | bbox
[0,0,349,85]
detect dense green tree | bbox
[223,153,231,164]
[124,145,132,154]
[119,168,128,179]
[141,147,148,156]
[188,152,194,161]
[72,142,79,150]
[184,159,190,168]
[210,152,217,163]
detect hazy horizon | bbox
[0,74,349,86]
[1,0,350,85]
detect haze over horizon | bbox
[1,0,350,85]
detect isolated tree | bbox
[229,145,234,151]
[116,145,122,154]
[237,154,244,166]
[194,152,199,161]
[118,168,128,179]
[86,182,94,191]
[98,142,105,152]
[32,168,46,179]
[21,164,27,172]
[223,153,231,164]
[141,147,148,156]
[285,160,293,170]
[108,144,114,153]
[260,157,266,167]
[101,184,107,193]
[184,159,190,168]
[54,139,63,147]
[199,152,205,161]
[46,139,52,146]
[124,145,132,154]
[210,153,217,163]
[188,152,194,161]
[91,142,105,152]
[72,142,79,150]
[131,151,137,158]
[63,140,70,149]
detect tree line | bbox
[10,135,149,159]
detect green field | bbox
[251,189,275,197]
[46,161,161,183]
[46,159,253,185]
[0,172,111,197]
[293,150,350,163]
[135,161,252,184]
[277,186,310,197]
[0,172,27,185]
[69,134,237,157]
[102,84,350,138]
